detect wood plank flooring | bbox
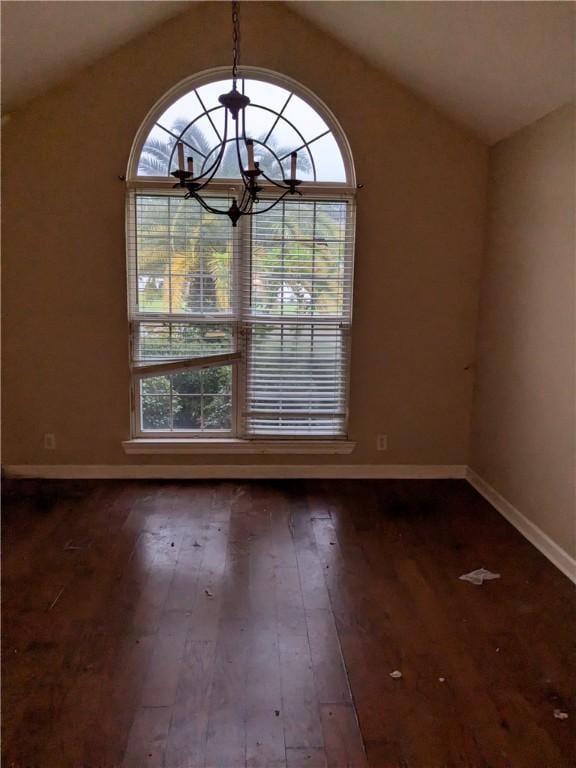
[2,479,574,767]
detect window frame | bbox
[126,66,356,188]
[126,68,356,443]
[131,358,241,440]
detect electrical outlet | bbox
[44,433,56,450]
[376,434,388,451]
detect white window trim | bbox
[122,438,356,455]
[130,358,240,440]
[126,67,356,448]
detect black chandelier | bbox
[171,1,303,226]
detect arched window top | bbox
[129,67,354,185]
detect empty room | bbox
[1,1,574,766]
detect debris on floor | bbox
[204,589,214,598]
[553,709,569,720]
[389,670,403,679]
[438,677,446,682]
[459,568,501,585]
[48,587,65,610]
[64,540,83,551]
[192,540,202,548]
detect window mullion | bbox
[237,188,250,439]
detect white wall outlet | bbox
[376,434,388,451]
[43,433,56,450]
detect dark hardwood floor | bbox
[2,479,574,767]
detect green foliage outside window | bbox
[141,366,232,431]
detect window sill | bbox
[122,439,356,455]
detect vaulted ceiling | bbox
[292,1,575,143]
[1,1,574,144]
[0,1,191,113]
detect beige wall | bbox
[470,103,575,557]
[1,1,487,467]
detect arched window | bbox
[126,68,356,443]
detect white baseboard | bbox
[2,464,467,480]
[466,468,576,584]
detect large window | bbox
[127,70,355,440]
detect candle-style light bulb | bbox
[290,151,297,180]
[177,142,185,172]
[246,139,255,171]
[187,156,194,176]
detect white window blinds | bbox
[242,198,354,437]
[127,191,354,438]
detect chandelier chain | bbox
[232,0,240,84]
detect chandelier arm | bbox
[179,131,233,198]
[236,109,285,182]
[233,115,250,185]
[189,193,232,216]
[242,185,254,209]
[173,127,230,192]
[243,190,292,216]
[188,109,231,186]
[258,169,291,190]
[241,87,247,143]
[238,186,250,212]
[182,150,225,193]
[166,105,227,181]
[187,193,214,212]
[193,146,227,187]
[237,194,253,218]
[192,188,291,220]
